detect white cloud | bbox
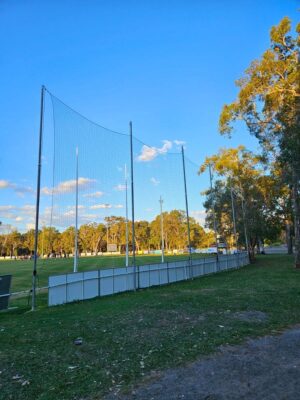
[90,203,124,210]
[90,203,112,210]
[0,205,14,211]
[191,210,206,226]
[150,177,160,186]
[0,179,34,197]
[114,184,126,192]
[42,177,95,196]
[0,204,36,225]
[21,205,35,212]
[26,223,35,230]
[137,140,172,162]
[66,205,86,211]
[0,180,12,189]
[174,139,186,150]
[38,204,104,228]
[83,191,104,198]
[174,140,186,146]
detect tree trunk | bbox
[285,221,293,254]
[248,237,257,263]
[292,170,300,268]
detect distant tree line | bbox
[0,210,215,258]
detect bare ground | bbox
[105,325,300,400]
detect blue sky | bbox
[0,1,298,232]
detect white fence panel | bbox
[48,253,249,306]
[83,270,99,300]
[113,268,128,294]
[159,266,169,285]
[99,269,114,296]
[49,275,67,306]
[67,273,84,302]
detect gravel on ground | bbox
[105,325,300,400]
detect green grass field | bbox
[0,253,207,293]
[1,255,300,400]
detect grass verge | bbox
[1,255,299,400]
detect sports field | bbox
[0,253,208,293]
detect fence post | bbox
[167,262,170,284]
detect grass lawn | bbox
[0,253,206,293]
[1,255,300,400]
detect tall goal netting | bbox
[39,91,131,270]
[33,89,208,277]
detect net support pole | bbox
[125,164,129,267]
[209,163,219,266]
[181,146,192,279]
[74,147,79,273]
[31,85,45,311]
[159,196,165,263]
[230,177,238,252]
[129,121,136,289]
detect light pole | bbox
[159,196,165,263]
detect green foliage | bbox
[199,147,287,254]
[218,17,300,265]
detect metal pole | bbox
[181,146,192,279]
[230,178,238,252]
[125,164,129,267]
[41,224,45,258]
[106,218,109,251]
[32,85,45,311]
[129,121,136,289]
[208,163,219,264]
[74,147,79,273]
[241,196,250,257]
[159,196,165,263]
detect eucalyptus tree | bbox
[200,146,285,260]
[219,17,300,266]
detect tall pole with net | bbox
[32,85,45,311]
[129,122,136,289]
[125,164,129,267]
[181,146,192,279]
[159,196,165,263]
[74,147,79,273]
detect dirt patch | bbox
[105,325,300,400]
[179,288,216,295]
[232,311,268,323]
[199,288,216,294]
